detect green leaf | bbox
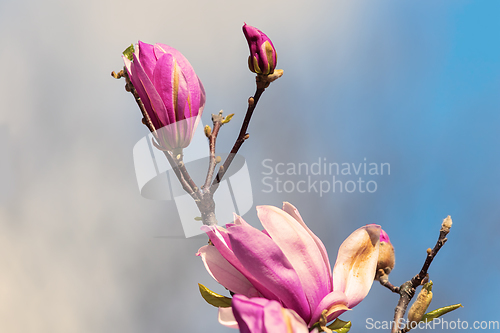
[122,44,135,61]
[327,318,352,333]
[222,113,235,124]
[423,280,433,292]
[421,304,463,322]
[198,283,232,308]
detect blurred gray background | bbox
[0,0,499,332]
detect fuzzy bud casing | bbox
[408,281,433,324]
[370,227,395,280]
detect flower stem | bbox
[202,116,223,192]
[211,86,265,190]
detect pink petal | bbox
[122,55,154,128]
[152,53,183,125]
[137,41,157,81]
[228,222,311,321]
[232,295,310,333]
[172,115,202,149]
[309,290,349,325]
[380,228,391,244]
[257,205,331,314]
[131,53,169,131]
[284,308,312,333]
[262,302,290,332]
[204,225,232,250]
[153,54,202,150]
[281,202,333,291]
[154,43,205,118]
[218,307,238,329]
[367,223,391,243]
[196,245,260,297]
[231,295,267,333]
[201,225,278,302]
[332,224,380,308]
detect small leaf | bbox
[423,281,433,292]
[327,318,352,333]
[194,217,202,221]
[198,283,232,308]
[222,114,235,124]
[123,44,135,61]
[421,304,463,322]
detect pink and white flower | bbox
[197,203,381,327]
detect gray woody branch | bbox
[378,216,453,333]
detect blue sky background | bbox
[0,0,498,332]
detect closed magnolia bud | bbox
[367,225,395,280]
[441,215,452,233]
[242,23,277,75]
[408,281,433,324]
[122,41,206,151]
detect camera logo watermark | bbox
[133,120,253,238]
[261,158,390,196]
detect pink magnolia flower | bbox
[218,295,315,333]
[197,203,381,327]
[243,23,277,75]
[122,41,206,151]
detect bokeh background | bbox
[0,0,499,332]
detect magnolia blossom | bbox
[218,295,316,333]
[197,203,381,327]
[242,23,277,75]
[123,41,206,151]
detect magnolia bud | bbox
[408,281,433,324]
[122,41,206,151]
[242,23,277,75]
[441,215,452,233]
[371,227,395,280]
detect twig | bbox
[116,68,201,201]
[212,87,265,189]
[115,67,281,227]
[162,151,201,202]
[121,68,157,135]
[389,216,452,333]
[202,115,223,192]
[378,274,400,294]
[174,152,201,199]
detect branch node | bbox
[388,216,453,333]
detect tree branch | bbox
[211,87,265,190]
[115,68,282,227]
[378,273,400,294]
[389,216,452,333]
[116,68,201,201]
[203,115,223,192]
